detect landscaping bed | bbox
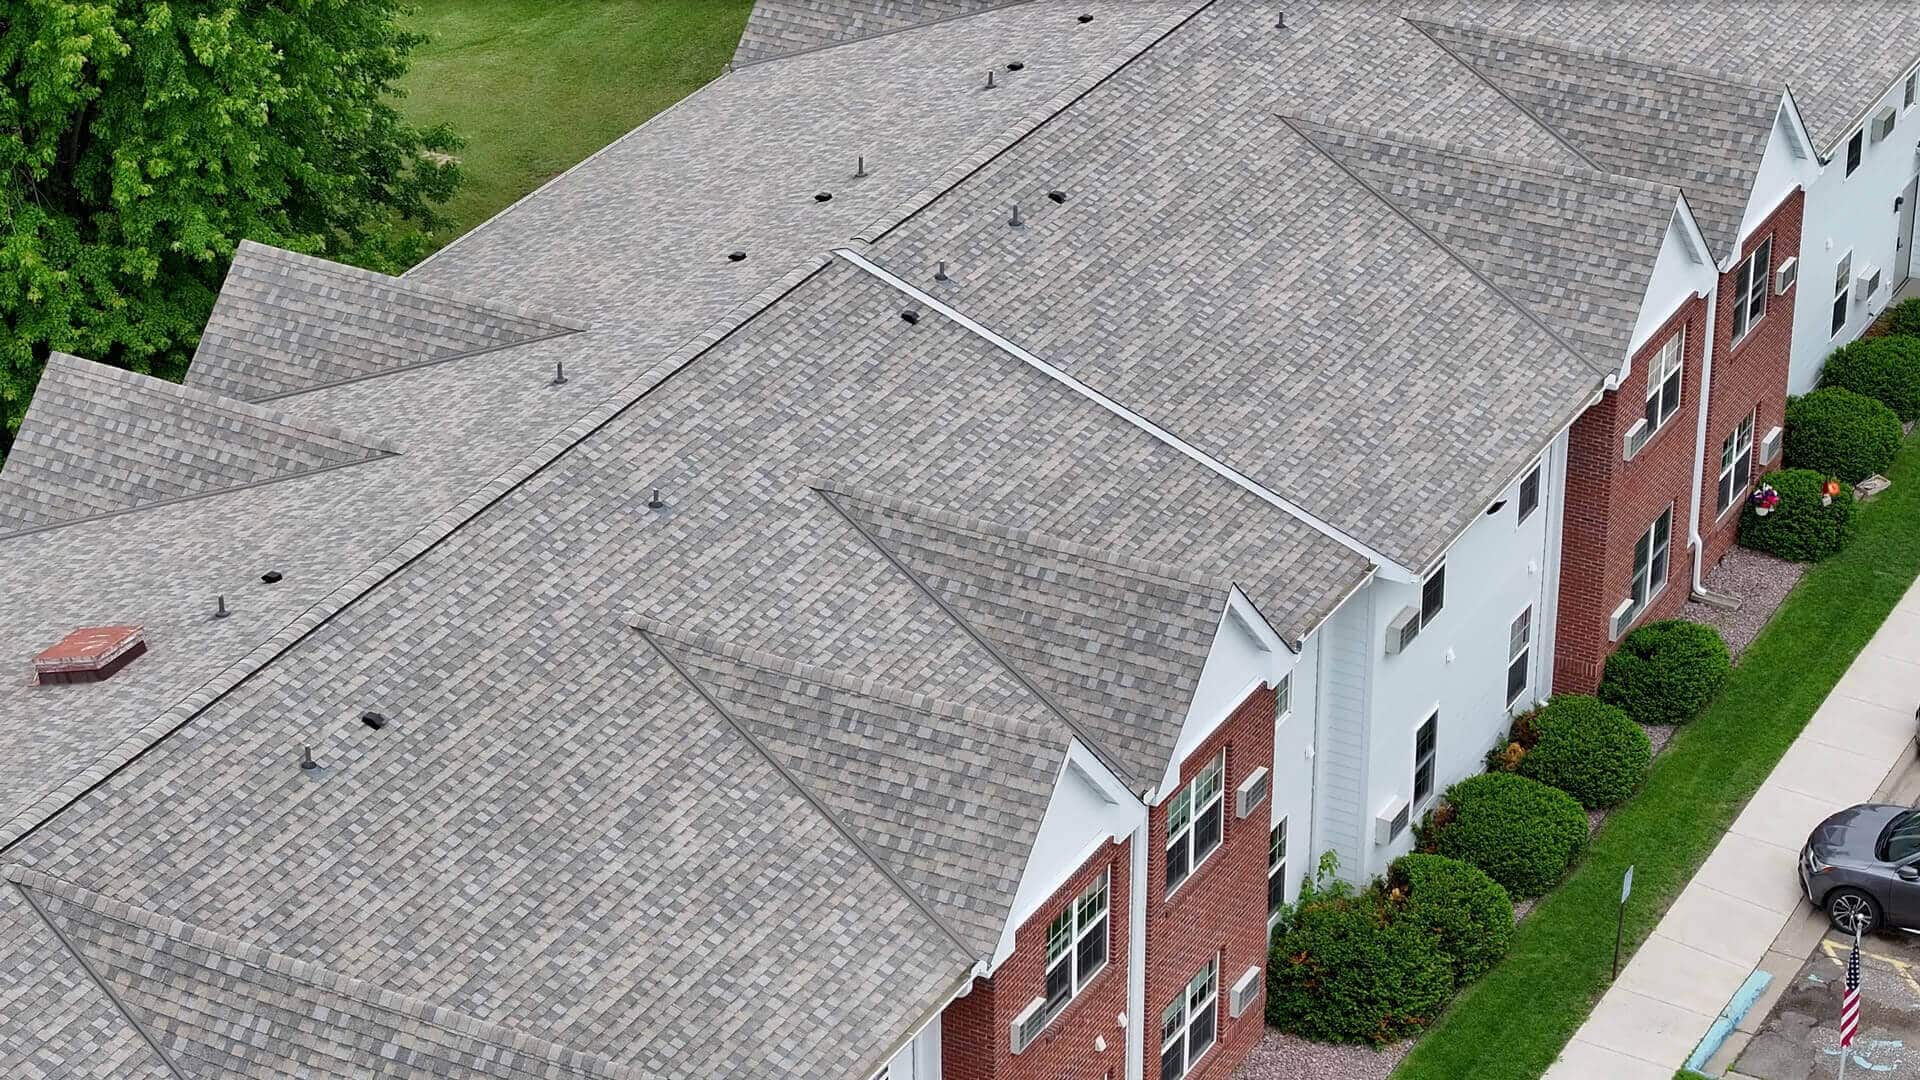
[1679,548,1806,660]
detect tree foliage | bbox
[2,0,460,443]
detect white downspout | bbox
[1688,281,1721,596]
[1127,821,1147,1080]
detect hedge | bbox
[1784,387,1901,484]
[1512,696,1652,809]
[1382,854,1514,984]
[1417,773,1588,899]
[1740,468,1856,562]
[1267,895,1455,1044]
[1822,335,1920,420]
[1600,620,1731,725]
[1882,296,1920,338]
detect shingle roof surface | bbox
[0,887,172,1080]
[1410,19,1779,259]
[187,241,588,402]
[645,620,1067,955]
[0,353,395,537]
[732,0,1018,65]
[1292,119,1678,366]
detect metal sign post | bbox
[1613,865,1634,981]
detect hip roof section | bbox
[732,0,1021,65]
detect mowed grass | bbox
[1396,438,1920,1079]
[396,0,754,250]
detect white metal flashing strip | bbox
[832,248,1416,580]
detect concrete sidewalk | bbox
[1545,577,1920,1079]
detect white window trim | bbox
[1730,238,1772,344]
[1267,819,1288,930]
[1845,128,1866,177]
[1832,250,1853,339]
[1633,331,1685,455]
[1274,672,1292,722]
[1164,752,1226,899]
[1411,711,1439,812]
[1159,954,1220,1080]
[1905,69,1918,110]
[1516,460,1542,524]
[1036,870,1110,1033]
[1420,563,1445,628]
[1716,412,1756,519]
[1623,506,1673,629]
[1506,606,1532,707]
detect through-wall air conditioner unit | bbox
[1384,606,1421,655]
[1775,256,1798,294]
[1873,105,1898,143]
[1374,797,1411,845]
[1622,417,1651,460]
[1237,767,1270,819]
[1761,425,1783,463]
[1230,966,1263,1019]
[1009,998,1047,1054]
[1859,263,1884,297]
[1609,598,1636,642]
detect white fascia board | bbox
[1627,200,1719,361]
[833,247,1417,582]
[1152,589,1293,802]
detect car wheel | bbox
[1827,887,1881,933]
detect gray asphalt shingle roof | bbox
[0,353,396,538]
[732,0,1017,65]
[0,886,173,1080]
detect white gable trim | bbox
[1626,201,1718,361]
[1152,588,1294,802]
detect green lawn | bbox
[396,0,754,251]
[1396,439,1920,1079]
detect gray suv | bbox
[1801,803,1920,932]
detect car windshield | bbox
[1879,811,1920,862]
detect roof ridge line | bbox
[628,615,1070,751]
[241,324,584,404]
[234,240,591,332]
[5,866,636,1078]
[731,0,1044,72]
[852,0,1217,246]
[1403,17,1605,174]
[636,627,984,965]
[830,246,1408,578]
[809,477,1228,590]
[10,877,189,1080]
[1283,112,1682,204]
[1403,15,1783,97]
[0,254,835,855]
[1279,116,1613,380]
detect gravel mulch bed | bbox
[1232,1029,1411,1080]
[1679,547,1807,660]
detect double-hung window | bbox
[1421,564,1445,627]
[1159,956,1219,1080]
[1041,872,1109,1021]
[1627,507,1673,624]
[1164,753,1225,892]
[1632,331,1683,456]
[1517,462,1541,523]
[1717,413,1756,515]
[1907,70,1918,109]
[1833,252,1853,338]
[1730,237,1772,343]
[1506,608,1532,706]
[1846,129,1865,176]
[1275,672,1292,720]
[1267,820,1288,926]
[1412,712,1438,810]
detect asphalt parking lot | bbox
[1735,925,1920,1079]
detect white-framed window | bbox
[1730,237,1772,343]
[1846,128,1865,176]
[1159,956,1219,1080]
[1907,70,1918,109]
[1716,412,1756,515]
[1506,607,1532,706]
[1040,871,1110,1023]
[1833,251,1853,338]
[1267,820,1288,927]
[1626,507,1673,625]
[1165,752,1225,893]
[1412,711,1438,809]
[1631,330,1684,457]
[1421,564,1445,627]
[1517,461,1542,523]
[1275,672,1292,720]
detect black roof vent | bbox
[1047,190,1067,204]
[814,192,832,202]
[1006,61,1025,71]
[261,570,283,584]
[361,711,389,730]
[901,310,921,325]
[727,250,747,262]
[1078,13,1094,23]
[299,745,319,771]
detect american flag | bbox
[1839,930,1862,1049]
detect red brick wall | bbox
[1699,190,1802,572]
[1554,295,1708,693]
[1143,686,1276,1080]
[941,837,1133,1080]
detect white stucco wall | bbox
[1790,66,1920,392]
[1268,632,1318,906]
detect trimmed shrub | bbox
[1784,388,1901,483]
[1417,773,1587,899]
[1599,620,1731,725]
[1381,854,1514,984]
[1266,896,1455,1044]
[1513,695,1652,808]
[1739,468,1856,562]
[1821,335,1920,420]
[1882,296,1920,339]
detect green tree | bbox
[2,0,460,448]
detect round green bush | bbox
[1784,387,1901,483]
[1739,468,1856,562]
[1266,897,1455,1044]
[1419,773,1587,899]
[1599,619,1731,725]
[1821,335,1920,419]
[1882,297,1920,338]
[1382,854,1514,984]
[1515,695,1652,808]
